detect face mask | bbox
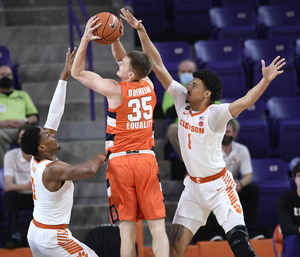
[0,76,13,89]
[180,73,193,86]
[222,135,233,146]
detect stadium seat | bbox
[131,0,167,38]
[0,46,12,67]
[258,5,300,44]
[244,38,298,101]
[209,7,258,44]
[267,96,300,161]
[251,158,291,227]
[220,0,260,10]
[194,40,247,98]
[267,0,300,6]
[151,41,193,105]
[272,224,283,257]
[236,119,270,158]
[0,46,21,90]
[221,98,267,120]
[173,0,212,38]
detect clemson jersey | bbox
[106,79,156,154]
[30,157,74,225]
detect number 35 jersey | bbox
[106,79,156,154]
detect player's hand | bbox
[261,56,285,82]
[98,152,108,165]
[120,8,143,30]
[60,47,77,81]
[83,15,102,42]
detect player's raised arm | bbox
[229,56,285,118]
[120,8,173,90]
[71,15,121,98]
[111,19,126,63]
[44,47,76,136]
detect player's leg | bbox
[147,218,169,257]
[221,210,257,257]
[118,220,137,257]
[169,223,194,257]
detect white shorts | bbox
[173,170,245,235]
[27,221,98,257]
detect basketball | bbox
[93,12,122,45]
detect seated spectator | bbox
[162,59,196,180]
[3,125,33,248]
[277,161,300,257]
[201,119,264,241]
[0,65,38,167]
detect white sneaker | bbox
[210,235,224,241]
[251,234,265,240]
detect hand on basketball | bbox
[60,47,77,81]
[83,15,102,42]
[120,8,143,30]
[261,56,286,82]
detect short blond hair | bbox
[228,119,240,140]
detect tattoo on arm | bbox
[170,224,185,247]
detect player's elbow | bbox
[84,166,97,178]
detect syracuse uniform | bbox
[105,79,165,223]
[27,158,98,257]
[168,80,245,235]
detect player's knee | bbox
[226,225,258,257]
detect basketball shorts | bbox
[173,170,245,235]
[106,152,166,223]
[27,220,98,257]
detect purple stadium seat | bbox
[244,38,298,101]
[267,97,300,161]
[151,41,193,105]
[173,0,212,37]
[131,0,166,38]
[258,5,300,44]
[220,0,260,10]
[251,158,291,227]
[194,40,247,98]
[221,98,267,120]
[209,7,258,44]
[0,46,21,90]
[236,119,270,158]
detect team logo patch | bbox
[198,121,203,126]
[110,204,120,223]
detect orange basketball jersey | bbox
[106,79,156,154]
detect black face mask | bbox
[222,135,233,146]
[0,76,13,89]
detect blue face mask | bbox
[180,73,193,86]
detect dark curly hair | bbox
[193,69,223,103]
[127,50,152,80]
[20,126,41,156]
[292,161,300,177]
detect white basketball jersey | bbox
[168,80,232,177]
[30,157,74,225]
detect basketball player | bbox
[121,8,286,257]
[71,16,168,257]
[20,48,107,257]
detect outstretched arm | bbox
[120,8,173,90]
[44,47,76,136]
[229,56,285,117]
[111,19,126,63]
[71,15,121,101]
[43,152,107,191]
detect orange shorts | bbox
[106,152,166,224]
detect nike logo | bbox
[109,16,116,29]
[217,187,223,191]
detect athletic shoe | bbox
[251,234,265,240]
[210,235,224,241]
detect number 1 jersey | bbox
[105,79,156,154]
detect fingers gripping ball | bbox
[93,12,122,45]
